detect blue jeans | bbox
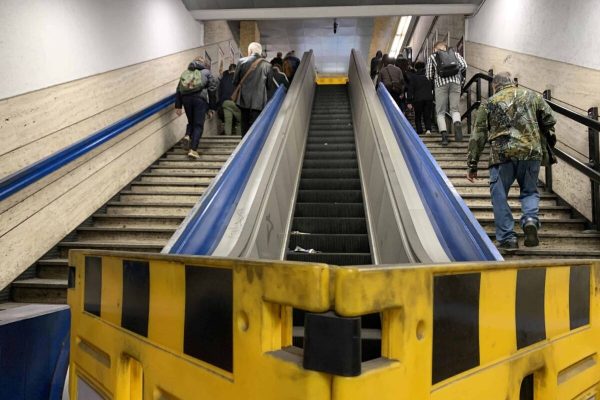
[489,160,541,243]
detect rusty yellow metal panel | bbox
[100,256,123,327]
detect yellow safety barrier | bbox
[332,260,600,400]
[68,251,600,399]
[316,75,349,85]
[67,250,331,400]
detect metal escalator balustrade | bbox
[9,136,241,304]
[287,85,371,265]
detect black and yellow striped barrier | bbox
[67,250,331,399]
[332,261,600,399]
[68,251,600,399]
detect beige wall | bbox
[465,41,597,221]
[368,16,400,61]
[0,42,238,290]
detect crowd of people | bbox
[174,42,297,159]
[174,40,557,251]
[372,42,557,250]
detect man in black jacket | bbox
[232,42,276,137]
[370,50,383,81]
[219,64,241,135]
[407,61,434,135]
[175,57,218,159]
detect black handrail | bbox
[460,73,600,229]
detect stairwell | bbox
[7,136,241,304]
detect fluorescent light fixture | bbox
[389,16,412,58]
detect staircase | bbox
[420,133,600,259]
[9,136,241,304]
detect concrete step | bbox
[470,206,572,220]
[485,231,600,250]
[118,193,201,204]
[148,167,221,175]
[105,202,192,216]
[438,160,491,168]
[476,217,587,232]
[168,147,238,155]
[37,259,69,280]
[463,197,558,207]
[91,214,184,228]
[127,185,205,194]
[155,160,227,168]
[57,241,165,258]
[163,151,233,159]
[159,155,231,162]
[453,186,546,195]
[501,248,600,259]
[11,279,67,304]
[75,226,176,242]
[138,174,216,183]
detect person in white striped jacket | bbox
[426,41,468,146]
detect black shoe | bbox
[498,238,519,250]
[523,219,540,247]
[441,131,449,146]
[453,121,463,141]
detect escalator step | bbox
[300,178,361,190]
[286,252,372,265]
[304,151,356,160]
[308,130,354,136]
[302,159,358,169]
[305,143,356,151]
[297,190,364,203]
[289,233,370,253]
[292,217,367,234]
[301,168,359,179]
[307,137,355,144]
[294,203,365,218]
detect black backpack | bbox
[435,49,461,78]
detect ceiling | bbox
[259,18,373,75]
[183,0,483,19]
[183,0,481,9]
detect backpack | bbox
[435,49,461,78]
[178,69,205,94]
[383,66,404,95]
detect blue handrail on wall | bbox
[377,83,502,262]
[0,94,176,202]
[168,86,287,255]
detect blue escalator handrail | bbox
[0,94,176,202]
[377,83,502,261]
[168,86,287,255]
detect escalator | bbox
[287,84,372,265]
[285,84,380,360]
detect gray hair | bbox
[493,71,513,88]
[248,42,262,56]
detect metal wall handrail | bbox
[0,95,175,202]
[462,71,600,228]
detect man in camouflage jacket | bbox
[467,72,557,250]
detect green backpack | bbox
[179,69,205,94]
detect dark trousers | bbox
[240,108,262,137]
[182,96,209,151]
[413,100,433,134]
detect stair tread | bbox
[12,278,68,288]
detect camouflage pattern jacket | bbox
[467,84,557,171]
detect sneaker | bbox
[441,131,449,146]
[425,130,432,135]
[181,135,191,151]
[498,238,519,250]
[523,219,540,247]
[187,149,200,159]
[453,121,463,141]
